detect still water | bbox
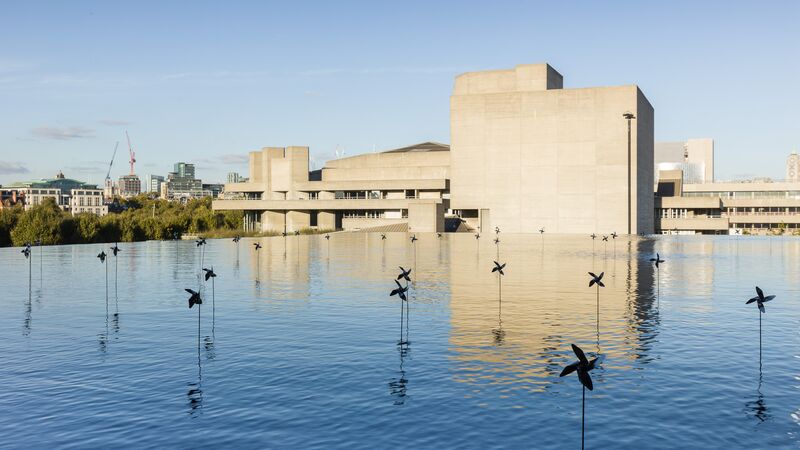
[0,234,798,448]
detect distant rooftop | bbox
[382,142,450,154]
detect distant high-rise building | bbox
[118,174,142,198]
[786,152,800,182]
[173,162,195,179]
[227,172,246,183]
[655,139,714,184]
[165,162,203,199]
[147,174,165,193]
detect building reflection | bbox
[448,234,658,391]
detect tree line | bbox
[0,195,244,247]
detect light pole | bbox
[623,112,636,235]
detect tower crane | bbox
[126,130,136,175]
[105,141,119,182]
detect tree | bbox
[10,198,65,245]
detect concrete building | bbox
[450,63,654,234]
[69,188,108,216]
[786,152,800,182]
[655,139,714,184]
[118,174,142,198]
[214,63,655,234]
[6,172,107,216]
[655,169,800,234]
[213,143,449,233]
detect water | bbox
[1,234,798,449]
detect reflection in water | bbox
[450,235,657,389]
[23,291,32,337]
[187,355,203,417]
[745,365,770,423]
[204,335,216,360]
[389,344,410,405]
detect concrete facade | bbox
[655,138,714,184]
[450,64,654,234]
[655,170,800,234]
[213,143,450,233]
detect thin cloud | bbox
[219,154,248,164]
[30,126,95,140]
[99,119,131,126]
[0,162,30,175]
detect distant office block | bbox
[655,138,714,184]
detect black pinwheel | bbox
[186,288,202,308]
[397,266,412,282]
[560,344,598,390]
[492,261,506,276]
[390,280,409,302]
[588,272,604,288]
[560,343,599,450]
[649,253,664,268]
[746,286,774,314]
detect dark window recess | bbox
[656,182,675,197]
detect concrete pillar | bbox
[318,210,336,231]
[286,210,310,232]
[261,210,286,233]
[408,202,444,233]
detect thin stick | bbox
[582,385,586,450]
[759,311,762,364]
[399,296,404,345]
[211,276,215,329]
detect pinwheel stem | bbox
[596,284,600,332]
[114,256,118,298]
[211,276,216,329]
[28,250,32,297]
[759,311,762,363]
[582,385,586,450]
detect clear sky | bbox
[1,1,798,185]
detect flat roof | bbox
[381,142,450,154]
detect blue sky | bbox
[1,0,798,185]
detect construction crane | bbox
[126,130,136,175]
[105,141,119,182]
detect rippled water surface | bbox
[1,234,799,448]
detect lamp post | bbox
[623,112,636,235]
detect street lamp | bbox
[623,112,636,235]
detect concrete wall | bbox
[318,211,336,230]
[261,210,285,233]
[451,63,654,234]
[408,202,444,233]
[322,151,450,182]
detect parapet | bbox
[453,63,563,95]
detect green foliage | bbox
[10,198,65,245]
[2,194,244,247]
[0,206,23,246]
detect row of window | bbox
[684,191,800,199]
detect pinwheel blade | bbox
[578,370,594,391]
[755,286,764,301]
[560,362,579,377]
[746,297,758,304]
[762,295,775,302]
[571,344,588,365]
[758,302,765,313]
